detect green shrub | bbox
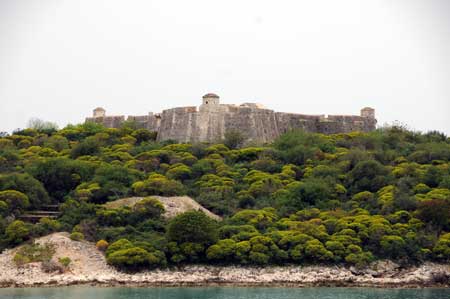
[6,220,30,244]
[13,242,55,266]
[58,256,71,268]
[70,232,84,241]
[167,211,218,246]
[107,247,161,269]
[96,239,109,252]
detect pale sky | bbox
[0,0,449,134]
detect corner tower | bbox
[360,107,375,119]
[200,93,220,112]
[93,107,106,118]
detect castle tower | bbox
[200,93,220,112]
[93,107,106,118]
[202,93,220,105]
[360,107,375,119]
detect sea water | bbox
[0,287,449,299]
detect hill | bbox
[0,122,449,273]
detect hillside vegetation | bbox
[0,122,449,271]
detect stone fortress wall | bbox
[85,93,376,144]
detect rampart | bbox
[85,94,376,144]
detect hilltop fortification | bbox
[85,93,376,143]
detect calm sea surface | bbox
[0,287,449,299]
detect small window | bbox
[205,101,209,104]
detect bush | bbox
[417,199,450,231]
[167,211,218,246]
[107,247,163,270]
[35,218,61,235]
[70,138,100,158]
[13,242,55,266]
[132,174,185,196]
[0,173,50,209]
[304,239,334,261]
[27,157,94,200]
[206,239,237,261]
[133,197,165,218]
[0,190,29,215]
[96,239,109,252]
[223,129,246,149]
[6,220,30,245]
[433,233,450,261]
[13,253,30,266]
[70,232,84,241]
[345,251,374,268]
[106,239,134,257]
[41,260,64,273]
[348,160,390,193]
[380,235,407,258]
[58,256,71,269]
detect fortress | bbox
[85,93,377,144]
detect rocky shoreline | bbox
[0,233,449,288]
[2,262,449,289]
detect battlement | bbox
[85,93,376,143]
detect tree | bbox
[132,174,185,196]
[107,247,161,269]
[0,173,50,209]
[70,138,100,158]
[133,197,165,218]
[27,157,94,201]
[6,220,30,245]
[167,211,218,246]
[417,199,450,231]
[27,118,58,133]
[348,160,390,193]
[304,239,334,261]
[89,164,142,203]
[223,129,246,149]
[132,129,157,144]
[106,239,134,257]
[0,190,29,215]
[274,130,335,165]
[380,235,407,258]
[231,208,278,230]
[166,164,192,181]
[35,217,61,235]
[206,239,237,262]
[277,179,333,209]
[44,135,69,151]
[433,233,450,261]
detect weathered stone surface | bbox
[85,94,377,144]
[103,196,222,220]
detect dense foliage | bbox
[1,122,450,270]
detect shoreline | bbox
[1,233,448,289]
[1,263,449,289]
[2,279,450,289]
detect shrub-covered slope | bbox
[0,123,449,270]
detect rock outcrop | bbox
[103,196,222,220]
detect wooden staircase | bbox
[20,204,61,223]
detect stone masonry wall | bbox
[86,98,376,144]
[155,106,376,144]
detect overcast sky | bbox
[0,0,449,134]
